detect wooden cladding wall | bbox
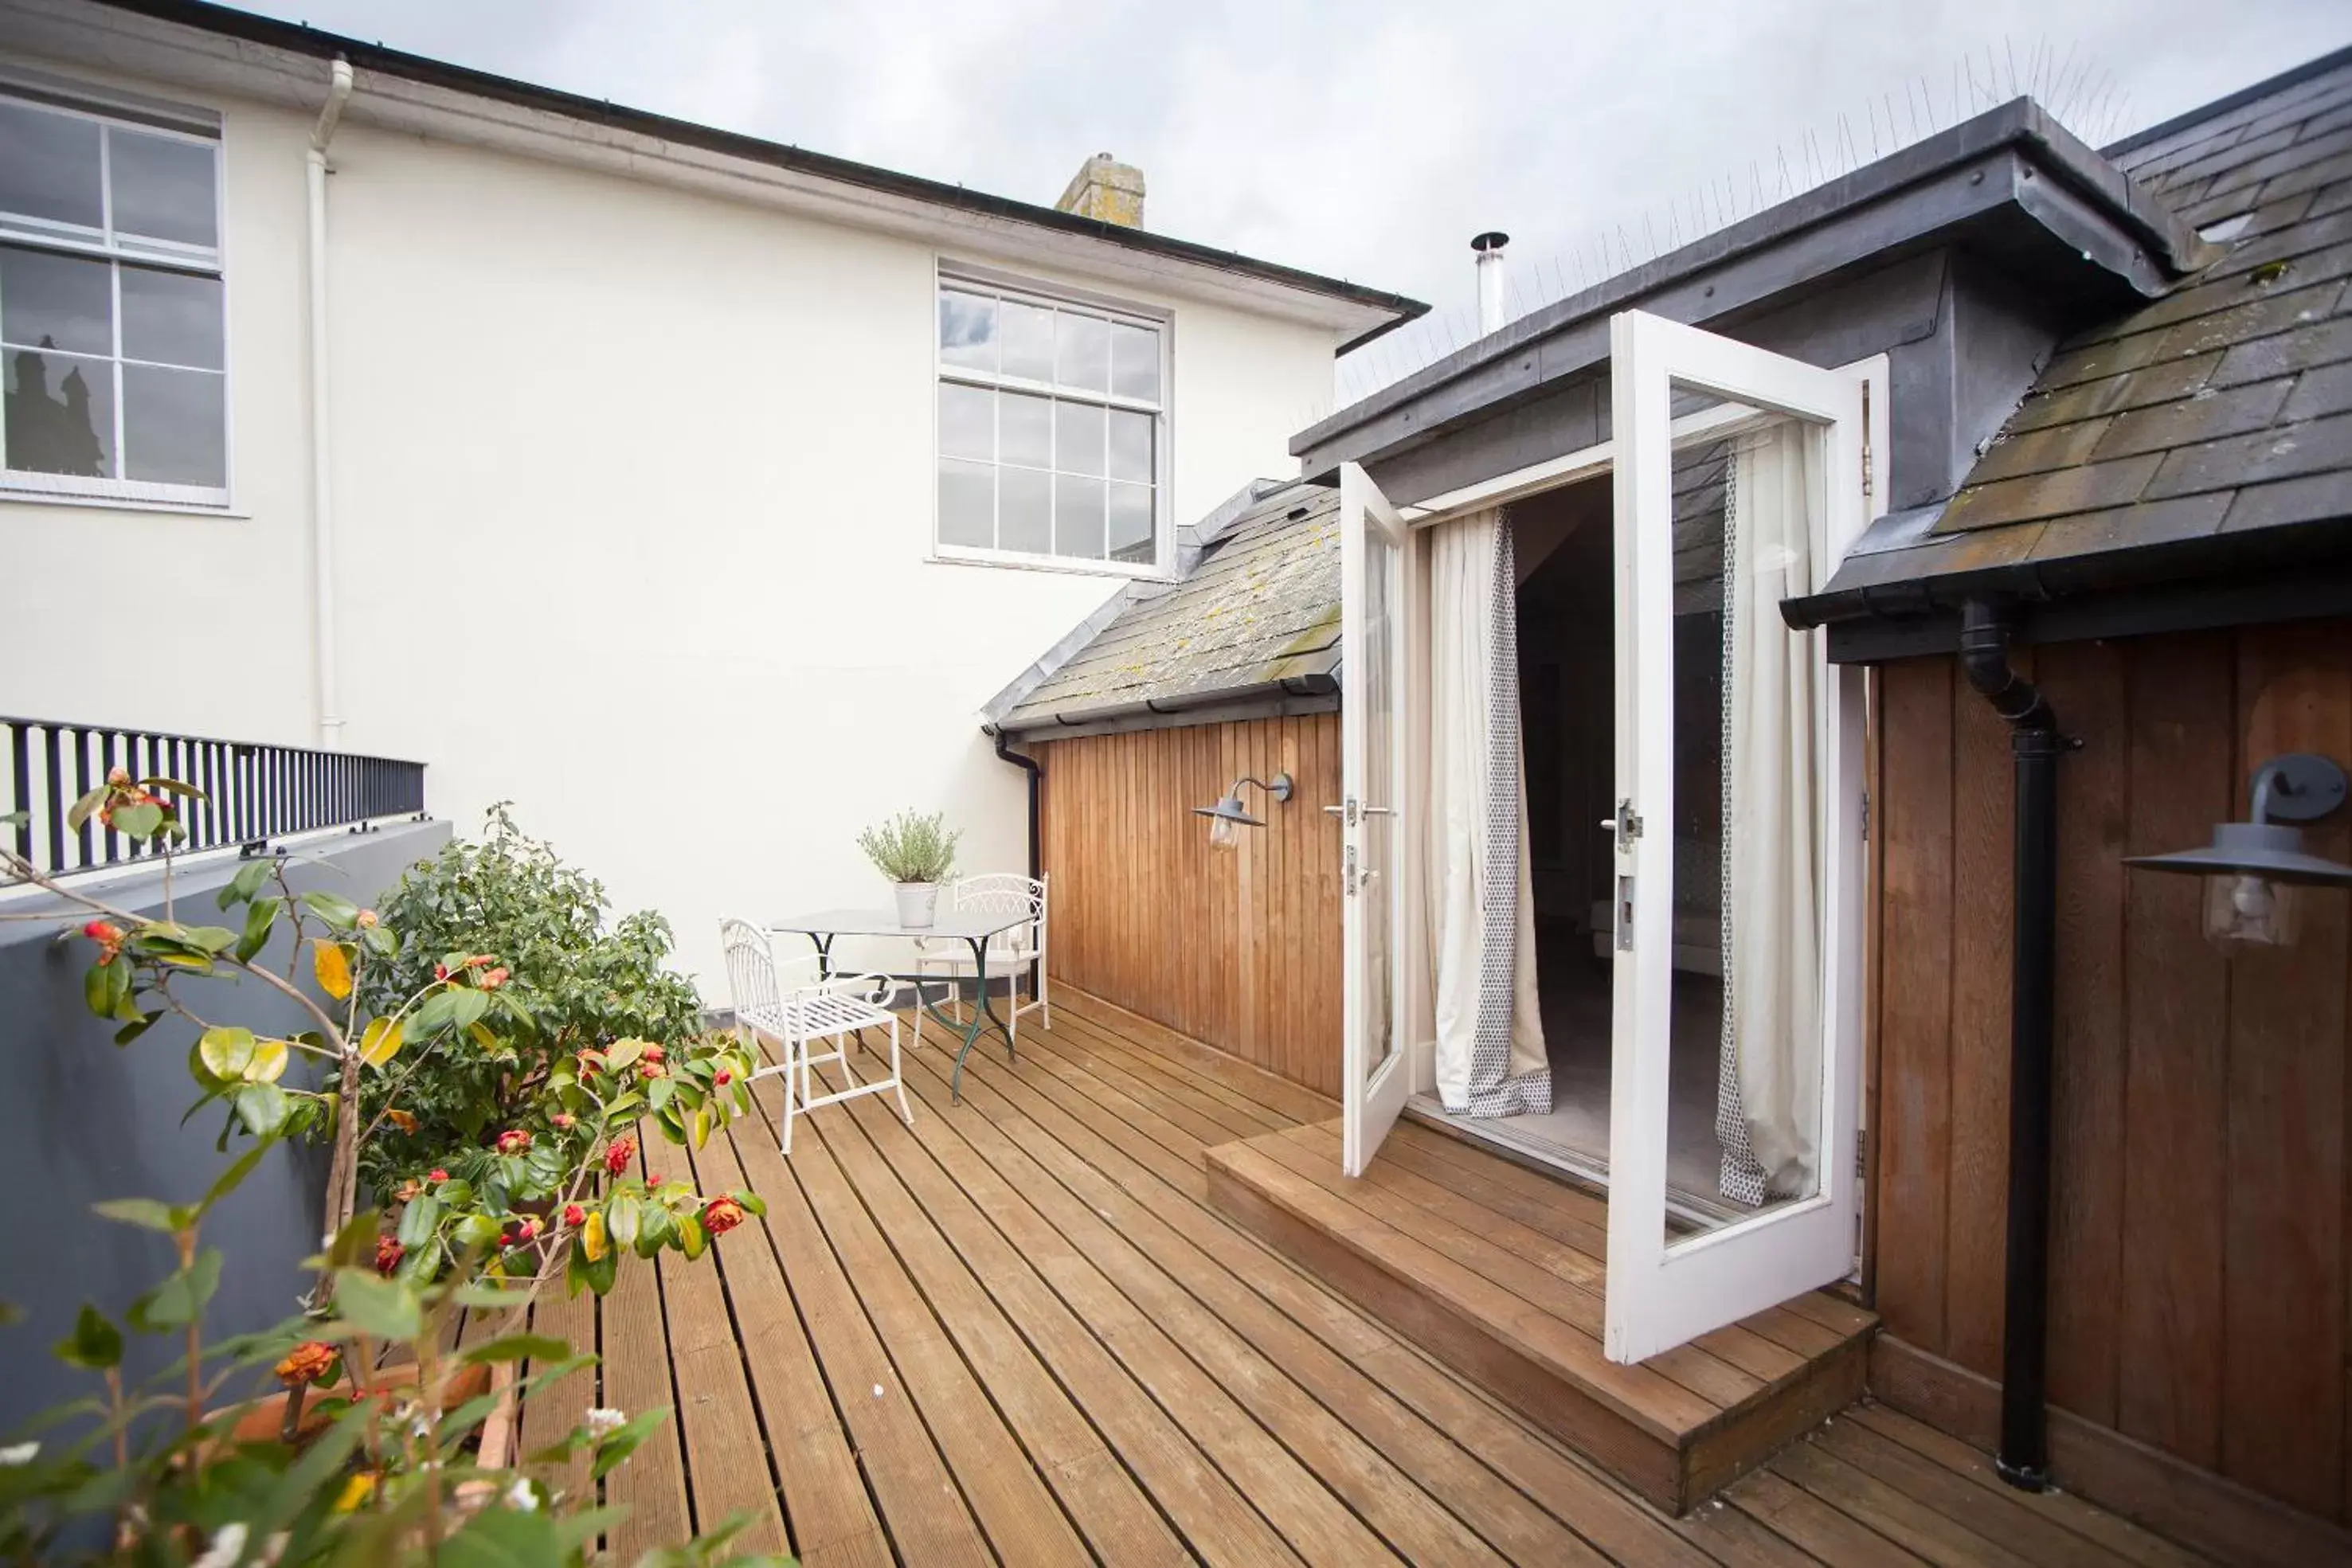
[1035,714,1344,1096]
[1871,619,2352,1523]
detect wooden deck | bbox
[1205,1119,1876,1514]
[508,988,2214,1566]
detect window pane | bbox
[4,345,114,477]
[1108,408,1153,482]
[108,129,217,247]
[1055,311,1109,393]
[939,289,996,371]
[0,244,112,356]
[1055,473,1106,559]
[1000,389,1051,468]
[937,456,992,547]
[1109,481,1154,563]
[938,381,992,460]
[121,264,222,370]
[1001,299,1054,382]
[1112,322,1159,402]
[0,101,103,230]
[1055,400,1105,476]
[123,363,224,486]
[1001,467,1051,555]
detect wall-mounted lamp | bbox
[2126,752,2352,952]
[1193,772,1293,851]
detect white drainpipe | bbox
[307,57,354,745]
[1472,230,1509,335]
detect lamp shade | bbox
[1192,796,1262,828]
[2125,821,2352,886]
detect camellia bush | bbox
[0,776,781,1563]
[354,806,707,1201]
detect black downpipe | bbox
[992,727,1044,1001]
[1957,599,2065,1492]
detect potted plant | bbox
[857,810,961,928]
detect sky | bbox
[232,0,2349,402]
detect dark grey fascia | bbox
[1290,98,2213,479]
[986,673,1340,741]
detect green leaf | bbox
[129,1248,221,1330]
[53,1304,123,1370]
[299,890,361,930]
[442,1497,561,1568]
[138,776,206,802]
[632,1203,673,1260]
[459,1331,570,1365]
[453,1213,502,1249]
[178,925,238,954]
[92,1197,184,1233]
[233,1082,288,1136]
[447,987,489,1030]
[396,1195,442,1249]
[202,1140,275,1212]
[65,784,109,833]
[734,1191,769,1218]
[579,1238,618,1298]
[112,1008,162,1046]
[217,858,272,910]
[233,897,277,962]
[331,1268,421,1340]
[198,1026,256,1081]
[605,1195,640,1251]
[111,801,162,839]
[591,1406,671,1480]
[81,960,116,1021]
[647,1075,675,1113]
[326,1206,380,1270]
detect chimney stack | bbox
[1056,153,1146,229]
[1473,231,1509,334]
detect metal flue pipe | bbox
[1473,231,1510,335]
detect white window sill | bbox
[927,548,1174,583]
[0,487,245,519]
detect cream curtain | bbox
[1426,510,1551,1117]
[1716,426,1826,1202]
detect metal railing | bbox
[3,716,426,879]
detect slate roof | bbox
[987,482,1342,733]
[1806,46,2352,608]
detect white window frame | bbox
[931,261,1172,577]
[0,76,233,512]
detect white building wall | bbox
[0,61,1340,995]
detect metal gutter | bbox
[84,0,1428,353]
[1289,98,2213,473]
[988,673,1340,741]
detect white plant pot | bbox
[894,882,939,929]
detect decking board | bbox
[500,986,2214,1566]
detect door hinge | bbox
[1860,381,1875,501]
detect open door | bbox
[1338,460,1415,1175]
[1604,310,1869,1363]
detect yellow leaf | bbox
[692,1105,710,1149]
[245,1038,288,1083]
[359,1016,404,1067]
[581,1210,608,1264]
[313,940,353,1000]
[467,1021,499,1050]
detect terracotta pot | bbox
[215,1359,495,1449]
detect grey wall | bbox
[0,819,448,1436]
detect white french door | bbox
[1337,461,1415,1175]
[1603,310,1869,1363]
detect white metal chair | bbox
[911,873,1049,1048]
[719,917,913,1154]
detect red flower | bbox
[479,966,510,990]
[640,1062,665,1081]
[501,1217,540,1248]
[105,765,131,787]
[80,919,125,964]
[640,1042,665,1065]
[427,1168,448,1183]
[644,1172,664,1187]
[551,1112,575,1129]
[713,1069,732,1086]
[374,1237,404,1275]
[276,1340,338,1387]
[702,1195,746,1237]
[466,953,494,969]
[603,1136,636,1175]
[433,963,450,982]
[495,1129,530,1155]
[562,1203,586,1227]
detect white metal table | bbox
[766,907,1029,1104]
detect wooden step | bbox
[1204,1116,1877,1515]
